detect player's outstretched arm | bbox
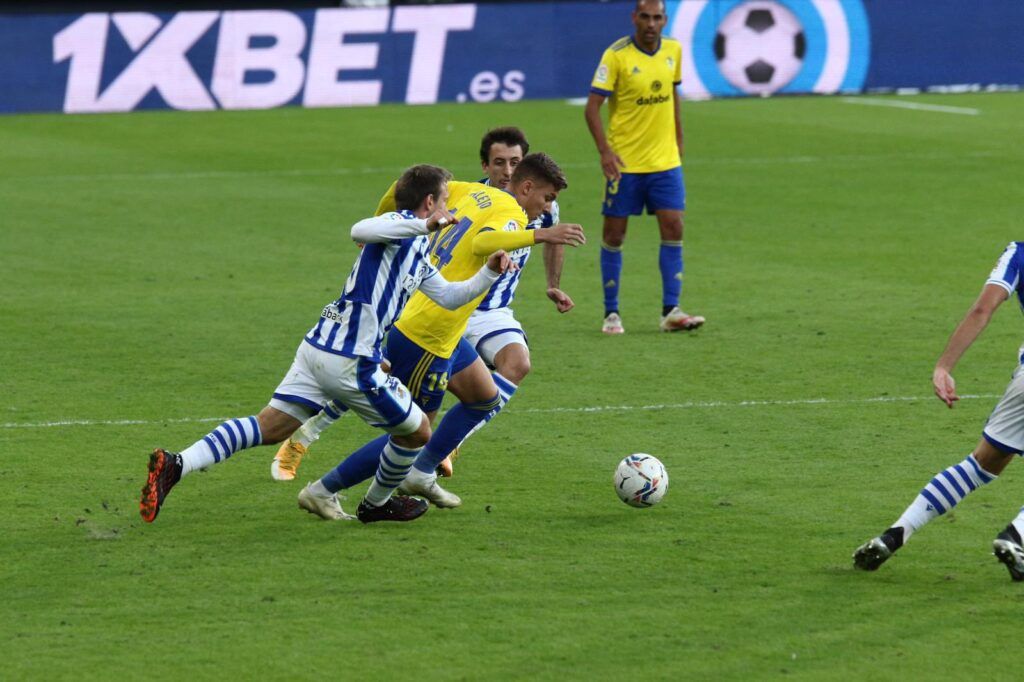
[350,207,455,244]
[471,228,536,256]
[417,252,517,310]
[471,223,585,256]
[351,214,429,244]
[535,223,586,248]
[933,283,1009,408]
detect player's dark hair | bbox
[394,164,452,211]
[511,152,568,191]
[635,0,666,12]
[479,127,530,165]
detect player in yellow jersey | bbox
[273,129,579,482]
[294,154,586,513]
[585,0,705,335]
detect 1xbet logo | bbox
[53,8,481,112]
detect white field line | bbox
[0,393,1001,430]
[0,150,999,184]
[842,97,981,115]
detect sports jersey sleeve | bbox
[590,48,617,97]
[471,224,535,256]
[987,242,1024,294]
[375,181,398,216]
[673,42,683,85]
[350,213,428,244]
[417,263,501,310]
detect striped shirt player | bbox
[270,209,502,434]
[853,241,1024,580]
[140,165,510,523]
[464,180,560,366]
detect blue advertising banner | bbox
[0,0,1020,114]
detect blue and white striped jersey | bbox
[475,177,560,312]
[305,211,438,363]
[987,241,1024,310]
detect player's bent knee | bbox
[974,437,1017,475]
[256,406,301,445]
[391,415,431,449]
[501,357,531,384]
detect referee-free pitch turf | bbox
[2,93,1023,680]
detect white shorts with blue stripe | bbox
[983,364,1024,455]
[463,307,527,367]
[269,341,422,436]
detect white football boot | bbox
[659,306,705,332]
[398,468,462,508]
[602,312,625,335]
[298,483,356,521]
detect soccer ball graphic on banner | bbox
[614,454,669,507]
[714,0,806,95]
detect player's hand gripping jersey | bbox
[380,181,534,357]
[590,36,683,173]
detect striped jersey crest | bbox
[304,211,438,362]
[476,178,560,312]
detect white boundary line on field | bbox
[842,97,981,115]
[0,393,1001,430]
[0,150,999,184]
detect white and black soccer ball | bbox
[714,0,806,95]
[614,454,669,508]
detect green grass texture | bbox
[2,92,1024,679]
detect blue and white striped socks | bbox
[364,440,421,507]
[457,372,517,447]
[894,454,996,540]
[180,417,263,476]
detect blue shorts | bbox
[602,167,685,217]
[384,327,479,413]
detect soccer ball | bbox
[614,454,669,508]
[713,0,806,95]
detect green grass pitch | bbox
[2,92,1023,679]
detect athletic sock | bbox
[180,416,262,476]
[364,440,421,507]
[1010,509,1024,543]
[292,401,344,448]
[659,240,683,309]
[320,434,389,493]
[1003,518,1019,544]
[458,372,517,447]
[414,394,502,474]
[893,454,997,541]
[601,242,623,316]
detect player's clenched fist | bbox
[537,223,586,247]
[426,206,457,232]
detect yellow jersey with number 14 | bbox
[590,36,682,174]
[395,182,528,358]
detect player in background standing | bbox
[139,165,516,524]
[853,242,1024,580]
[585,0,704,335]
[295,154,585,514]
[272,129,577,481]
